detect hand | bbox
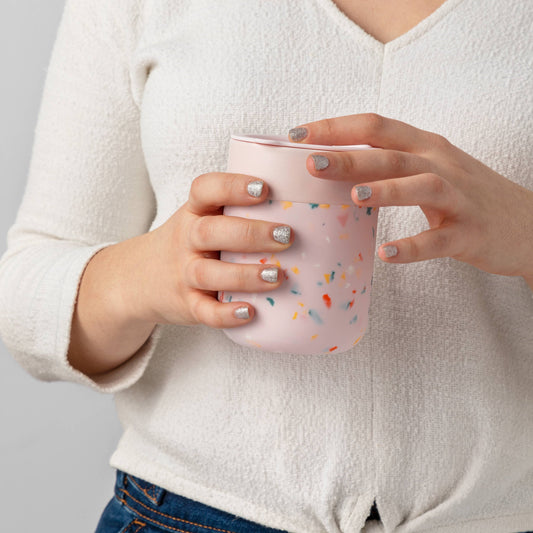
[288,113,533,286]
[140,172,293,328]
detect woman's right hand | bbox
[68,172,293,377]
[139,172,293,328]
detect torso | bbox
[331,0,448,43]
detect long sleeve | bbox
[0,0,160,392]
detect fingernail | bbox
[311,154,330,171]
[273,226,291,244]
[234,306,250,319]
[383,245,398,258]
[288,127,308,142]
[261,267,279,283]
[247,180,264,198]
[355,185,372,201]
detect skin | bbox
[332,0,447,44]
[288,113,533,290]
[68,2,531,377]
[67,174,294,376]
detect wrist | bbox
[108,231,159,328]
[68,235,157,376]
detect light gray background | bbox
[0,1,121,531]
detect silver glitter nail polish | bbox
[356,185,372,201]
[234,306,250,319]
[383,245,398,258]
[311,154,330,170]
[288,127,308,142]
[247,180,264,198]
[273,226,291,244]
[261,267,279,283]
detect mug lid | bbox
[231,134,373,151]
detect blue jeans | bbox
[95,470,290,533]
[96,470,532,533]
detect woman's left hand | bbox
[288,113,533,288]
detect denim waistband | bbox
[114,470,289,533]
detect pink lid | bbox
[227,134,375,204]
[231,134,372,151]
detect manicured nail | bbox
[288,127,308,142]
[383,245,398,258]
[261,267,279,283]
[311,154,330,171]
[273,226,291,244]
[355,185,372,201]
[234,306,250,319]
[247,180,264,198]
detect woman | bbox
[0,0,531,532]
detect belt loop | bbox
[116,469,127,490]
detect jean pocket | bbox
[119,519,147,533]
[124,474,165,507]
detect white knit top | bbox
[1,1,532,532]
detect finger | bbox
[188,291,255,328]
[189,216,293,253]
[187,172,269,216]
[289,113,443,154]
[187,258,283,292]
[378,226,459,264]
[306,149,431,183]
[351,173,457,212]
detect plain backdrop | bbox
[0,1,121,531]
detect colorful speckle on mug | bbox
[337,213,349,227]
[308,309,324,324]
[219,199,378,354]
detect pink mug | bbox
[219,134,378,354]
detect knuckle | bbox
[234,264,248,286]
[429,132,452,152]
[188,295,203,324]
[239,220,257,244]
[208,310,225,329]
[386,151,406,173]
[186,258,207,289]
[189,295,224,328]
[189,174,206,201]
[362,113,385,136]
[321,117,335,139]
[432,230,452,256]
[191,216,214,248]
[222,173,238,198]
[340,153,356,175]
[384,179,400,202]
[406,237,421,260]
[425,173,447,196]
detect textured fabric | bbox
[96,470,290,533]
[0,0,532,532]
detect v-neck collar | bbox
[317,0,467,52]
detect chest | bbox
[135,0,531,227]
[331,0,447,43]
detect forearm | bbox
[67,233,157,377]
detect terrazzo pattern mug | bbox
[219,134,378,355]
